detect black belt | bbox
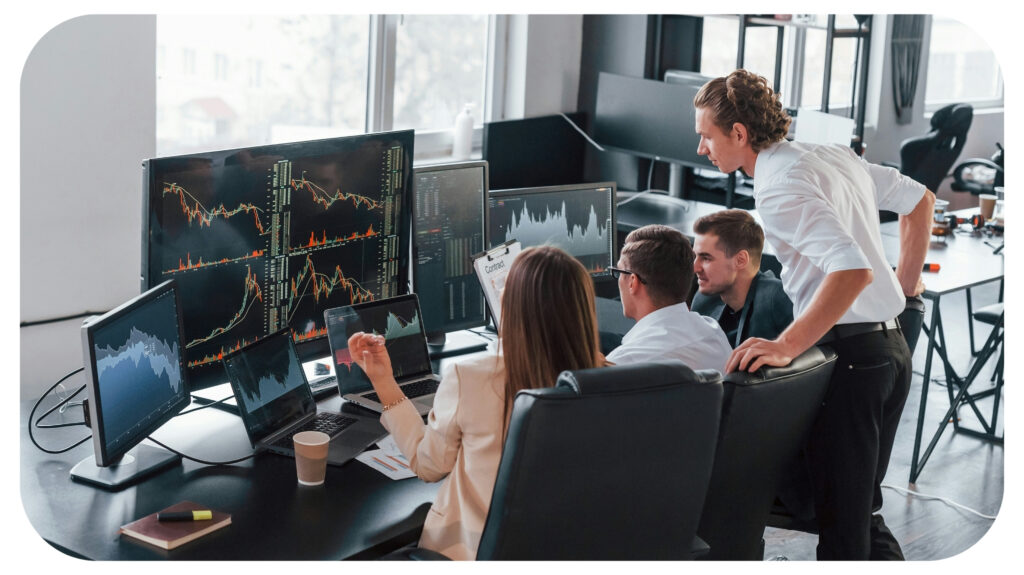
[817,318,900,345]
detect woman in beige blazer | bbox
[348,246,608,560]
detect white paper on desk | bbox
[357,448,416,480]
[377,434,403,457]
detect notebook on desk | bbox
[222,329,386,466]
[324,294,440,416]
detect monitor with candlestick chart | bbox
[142,130,413,390]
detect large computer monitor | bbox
[593,72,713,170]
[488,182,617,278]
[482,113,588,190]
[72,280,191,489]
[142,131,414,390]
[412,161,489,357]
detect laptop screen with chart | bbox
[324,294,438,414]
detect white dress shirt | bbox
[753,140,927,324]
[607,302,732,374]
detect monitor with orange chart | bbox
[141,131,414,390]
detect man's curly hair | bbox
[694,69,791,153]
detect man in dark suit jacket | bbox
[690,209,794,348]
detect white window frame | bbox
[923,17,1004,113]
[367,14,508,160]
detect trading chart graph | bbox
[488,184,615,275]
[144,132,413,389]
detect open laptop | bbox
[324,294,440,416]
[222,329,387,466]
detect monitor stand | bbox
[426,330,489,359]
[70,444,181,490]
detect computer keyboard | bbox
[363,378,439,404]
[308,375,338,399]
[271,413,357,450]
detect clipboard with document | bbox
[471,240,522,331]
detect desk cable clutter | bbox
[28,366,255,465]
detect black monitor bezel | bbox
[487,181,618,279]
[80,279,191,467]
[411,160,490,335]
[593,71,715,170]
[139,130,414,390]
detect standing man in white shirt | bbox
[606,224,732,374]
[693,69,934,560]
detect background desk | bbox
[880,211,1004,482]
[21,391,439,560]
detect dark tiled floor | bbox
[763,281,1004,560]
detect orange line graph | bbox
[164,183,266,234]
[295,224,377,249]
[290,172,382,212]
[165,249,264,275]
[186,266,264,349]
[287,254,374,322]
[292,325,328,343]
[187,337,257,369]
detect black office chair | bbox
[696,346,837,560]
[880,103,973,222]
[385,361,724,560]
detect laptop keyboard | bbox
[270,413,357,450]
[363,378,439,404]
[308,375,338,399]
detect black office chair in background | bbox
[386,361,724,560]
[696,346,837,560]
[881,103,973,222]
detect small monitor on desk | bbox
[73,280,192,489]
[412,162,490,357]
[488,182,617,279]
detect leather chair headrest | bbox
[557,360,722,395]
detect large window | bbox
[700,15,864,114]
[925,17,1003,110]
[157,15,493,158]
[393,15,488,132]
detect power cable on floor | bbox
[881,484,997,520]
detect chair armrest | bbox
[345,502,431,560]
[379,546,452,561]
[691,535,711,560]
[881,161,900,170]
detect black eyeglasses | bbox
[608,266,646,284]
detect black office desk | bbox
[880,211,1004,482]
[21,392,439,560]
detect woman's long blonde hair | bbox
[499,246,604,427]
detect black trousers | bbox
[809,326,912,560]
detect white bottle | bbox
[452,103,474,160]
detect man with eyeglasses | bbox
[606,224,732,373]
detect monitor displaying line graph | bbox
[488,182,617,277]
[81,280,191,466]
[324,294,432,395]
[143,131,414,390]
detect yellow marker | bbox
[157,510,213,521]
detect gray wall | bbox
[504,14,583,119]
[21,15,156,322]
